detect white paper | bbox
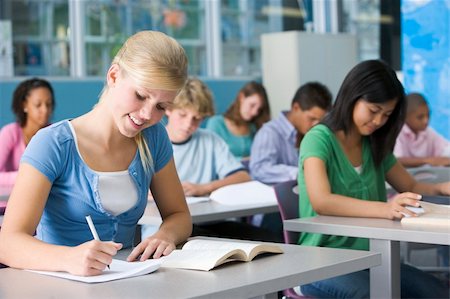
[27,259,161,283]
[210,181,277,206]
[186,196,210,204]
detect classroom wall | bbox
[0,78,256,129]
[402,0,450,139]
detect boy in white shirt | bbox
[142,78,282,242]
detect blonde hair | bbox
[171,78,215,117]
[108,31,188,172]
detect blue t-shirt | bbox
[21,120,172,248]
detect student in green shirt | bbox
[298,60,449,298]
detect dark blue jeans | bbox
[300,263,449,298]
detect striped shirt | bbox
[249,111,299,184]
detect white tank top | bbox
[69,122,138,216]
[354,165,362,174]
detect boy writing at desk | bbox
[142,78,280,242]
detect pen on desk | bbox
[85,215,110,269]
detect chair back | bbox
[274,180,309,299]
[274,180,301,244]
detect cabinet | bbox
[261,31,358,117]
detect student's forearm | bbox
[409,181,448,196]
[206,171,251,193]
[158,211,192,244]
[0,232,71,272]
[311,193,388,218]
[397,157,429,168]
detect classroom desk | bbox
[0,198,279,231]
[0,238,381,299]
[139,200,279,225]
[407,166,450,183]
[283,216,450,299]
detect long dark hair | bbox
[322,60,406,167]
[224,81,270,129]
[12,77,55,127]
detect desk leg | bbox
[370,239,400,299]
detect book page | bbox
[210,181,276,206]
[401,202,450,228]
[401,214,450,228]
[420,201,450,215]
[160,248,244,271]
[182,239,283,261]
[26,259,161,283]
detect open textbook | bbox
[401,201,450,228]
[160,238,283,271]
[27,259,161,283]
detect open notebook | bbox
[209,181,276,206]
[401,201,450,228]
[27,259,161,283]
[180,181,276,206]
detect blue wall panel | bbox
[0,78,253,129]
[402,0,450,139]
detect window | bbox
[4,0,69,76]
[0,0,398,77]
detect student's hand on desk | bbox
[127,236,176,262]
[68,240,122,276]
[385,192,422,220]
[181,182,209,196]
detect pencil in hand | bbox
[85,215,111,270]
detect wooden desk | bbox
[0,238,380,299]
[284,216,450,299]
[139,200,279,225]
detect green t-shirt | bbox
[297,124,397,250]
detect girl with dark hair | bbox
[206,81,270,160]
[0,78,55,187]
[298,60,449,298]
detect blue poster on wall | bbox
[402,0,450,139]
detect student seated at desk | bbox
[205,81,270,161]
[142,78,281,242]
[0,31,192,276]
[298,60,449,298]
[394,92,450,167]
[248,82,332,238]
[0,78,55,188]
[249,82,332,184]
